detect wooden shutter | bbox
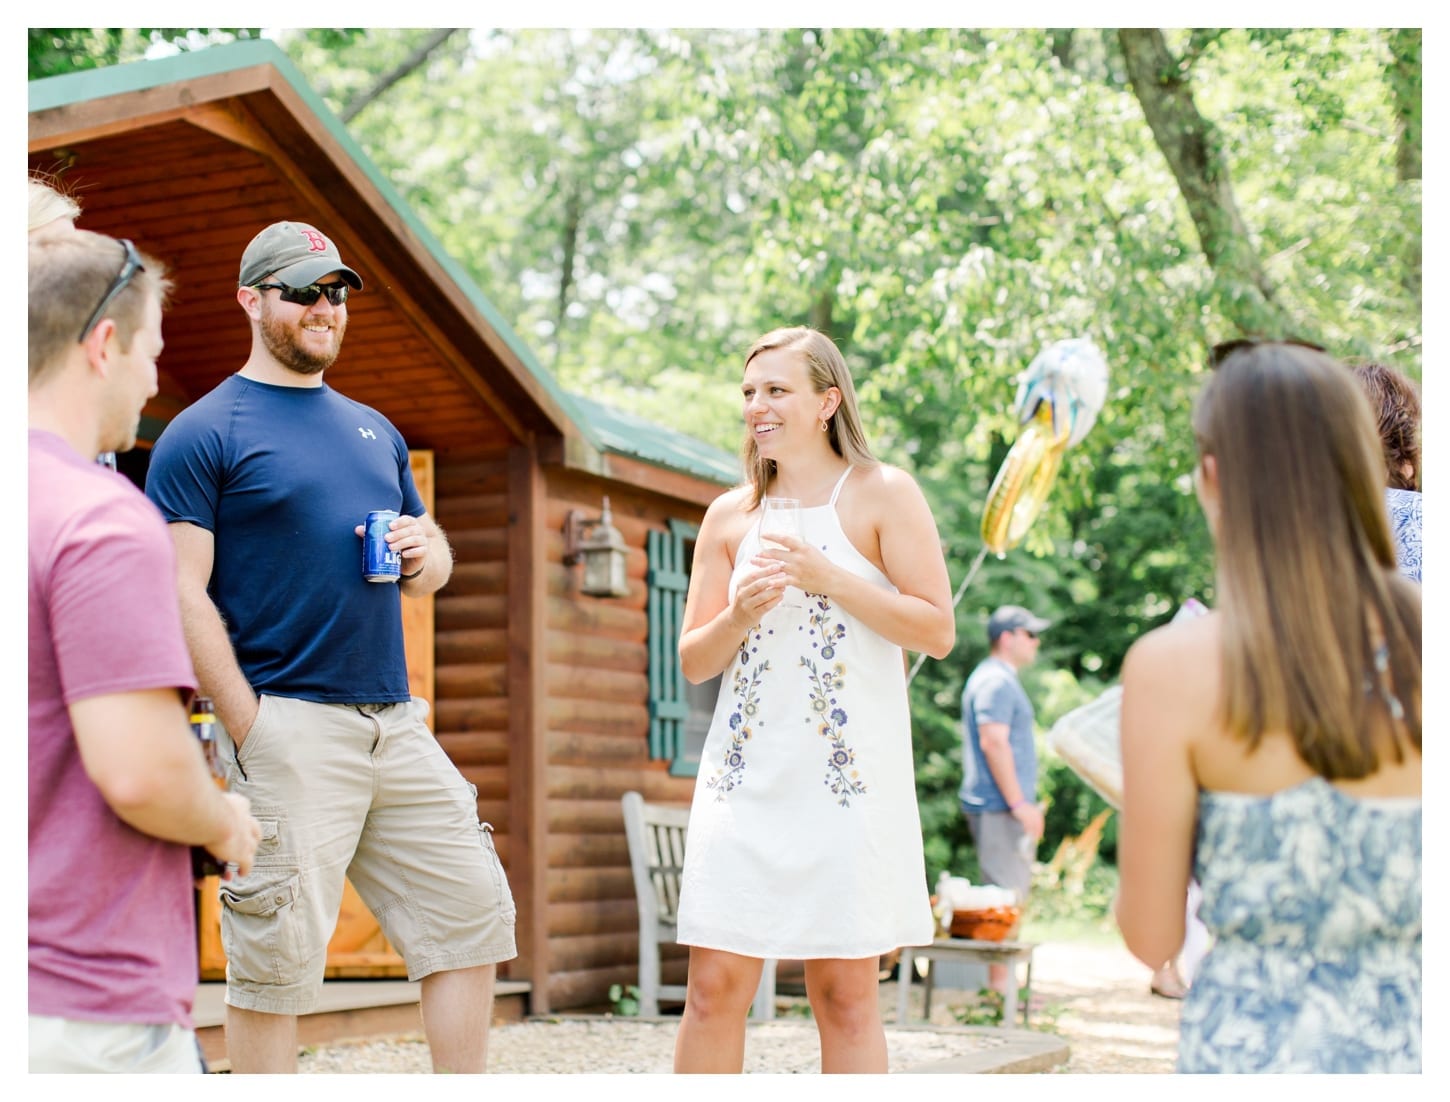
[646,528,690,760]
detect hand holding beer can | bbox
[364,509,402,582]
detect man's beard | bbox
[259,305,346,375]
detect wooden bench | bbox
[895,937,1038,1028]
[621,791,776,1019]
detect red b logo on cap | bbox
[301,228,328,253]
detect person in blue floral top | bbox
[1115,342,1421,1073]
[1354,362,1421,583]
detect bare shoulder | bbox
[703,484,755,522]
[699,484,757,544]
[1123,612,1221,706]
[849,463,926,507]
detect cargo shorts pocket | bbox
[219,868,305,986]
[478,821,517,928]
[233,694,276,772]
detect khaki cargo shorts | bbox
[215,695,517,1015]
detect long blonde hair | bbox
[1193,342,1421,777]
[740,327,877,510]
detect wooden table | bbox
[896,937,1039,1027]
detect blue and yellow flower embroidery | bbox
[706,639,770,801]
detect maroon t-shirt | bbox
[28,430,198,1027]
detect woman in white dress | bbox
[672,327,955,1073]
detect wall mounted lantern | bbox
[562,495,630,598]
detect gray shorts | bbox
[217,695,517,1015]
[964,809,1034,902]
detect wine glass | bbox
[760,497,804,608]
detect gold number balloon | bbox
[980,401,1071,555]
[979,338,1109,556]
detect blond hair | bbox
[28,174,81,234]
[740,327,878,509]
[1193,342,1420,777]
[29,230,171,385]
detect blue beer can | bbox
[364,510,402,582]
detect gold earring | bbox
[820,418,829,433]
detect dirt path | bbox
[1011,939,1182,1073]
[878,937,1182,1072]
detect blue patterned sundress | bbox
[1180,777,1421,1073]
[1385,488,1421,583]
[676,467,935,959]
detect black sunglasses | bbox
[1208,336,1326,370]
[78,238,144,343]
[252,281,350,307]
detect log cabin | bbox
[29,39,739,1018]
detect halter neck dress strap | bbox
[827,465,854,507]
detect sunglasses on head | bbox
[252,281,350,307]
[1208,336,1326,370]
[78,238,144,343]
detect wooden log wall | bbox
[433,450,722,1009]
[432,450,517,978]
[539,470,707,1010]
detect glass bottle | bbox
[190,695,228,879]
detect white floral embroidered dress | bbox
[676,467,935,960]
[1180,777,1421,1072]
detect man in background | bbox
[959,604,1050,993]
[29,229,261,1072]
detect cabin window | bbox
[646,519,720,776]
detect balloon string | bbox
[906,544,990,687]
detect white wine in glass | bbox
[760,497,805,607]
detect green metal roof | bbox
[30,38,733,488]
[568,393,740,487]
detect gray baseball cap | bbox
[238,221,363,290]
[987,605,1051,642]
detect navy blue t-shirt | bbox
[145,374,425,703]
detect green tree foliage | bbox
[28,28,258,77]
[32,28,1418,882]
[272,25,1424,879]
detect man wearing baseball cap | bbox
[146,221,516,1073]
[958,605,1050,991]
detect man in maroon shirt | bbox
[28,229,261,1072]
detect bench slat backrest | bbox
[622,791,691,926]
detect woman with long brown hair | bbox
[672,327,954,1073]
[1115,342,1421,1072]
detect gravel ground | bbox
[296,939,1180,1074]
[298,1018,1018,1074]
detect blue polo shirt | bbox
[958,656,1038,813]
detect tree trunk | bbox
[809,288,834,335]
[1386,28,1421,300]
[340,29,460,124]
[557,182,582,360]
[1117,28,1285,335]
[1388,29,1421,183]
[1049,29,1074,70]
